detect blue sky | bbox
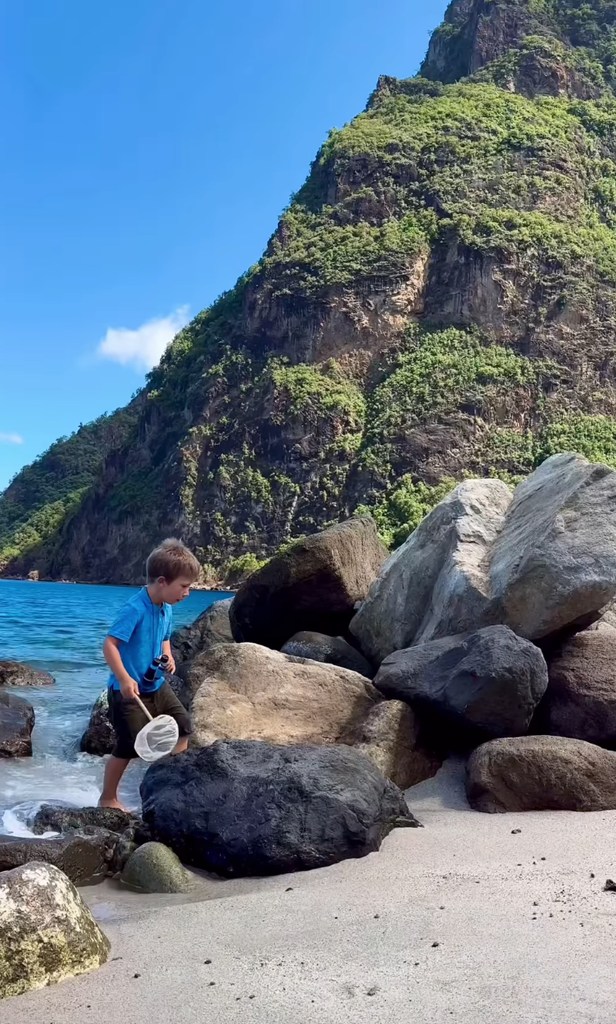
[0,0,449,490]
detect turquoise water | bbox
[0,579,231,833]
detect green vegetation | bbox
[366,327,554,437]
[269,361,365,428]
[355,477,457,548]
[537,413,616,465]
[260,209,433,297]
[0,408,137,571]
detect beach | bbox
[5,759,616,1024]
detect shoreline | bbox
[8,759,616,1022]
[0,576,235,594]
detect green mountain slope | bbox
[4,0,616,583]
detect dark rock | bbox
[166,670,193,712]
[538,625,616,745]
[604,879,616,893]
[0,659,54,687]
[32,804,139,836]
[0,832,115,886]
[280,631,374,678]
[375,625,548,743]
[171,598,233,666]
[80,689,115,756]
[467,735,616,812]
[230,518,388,649]
[0,691,35,757]
[141,739,419,877]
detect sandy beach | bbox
[3,759,616,1023]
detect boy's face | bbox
[158,576,193,604]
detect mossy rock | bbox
[0,862,110,999]
[120,841,194,894]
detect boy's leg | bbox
[100,687,145,810]
[99,756,131,810]
[155,682,192,755]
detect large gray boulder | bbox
[80,689,115,756]
[375,625,548,743]
[280,631,373,678]
[467,735,616,812]
[0,691,34,757]
[489,453,616,639]
[230,517,388,649]
[350,480,512,663]
[141,740,419,877]
[0,660,54,687]
[539,623,616,745]
[351,455,616,664]
[0,862,110,999]
[171,597,233,667]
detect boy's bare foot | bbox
[98,798,129,812]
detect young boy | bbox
[99,537,201,810]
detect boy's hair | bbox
[146,538,201,584]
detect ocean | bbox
[0,579,231,835]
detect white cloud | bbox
[0,432,24,445]
[97,305,190,372]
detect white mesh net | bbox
[134,714,179,762]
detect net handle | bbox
[134,695,154,722]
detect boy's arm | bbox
[162,638,176,675]
[103,636,139,700]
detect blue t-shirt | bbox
[107,587,172,693]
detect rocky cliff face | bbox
[4,0,616,583]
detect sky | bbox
[0,0,449,490]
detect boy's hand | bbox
[166,654,176,675]
[119,678,140,701]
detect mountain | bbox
[4,0,616,584]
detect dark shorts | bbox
[108,682,192,759]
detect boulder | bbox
[375,625,548,743]
[121,842,194,893]
[350,480,512,663]
[189,644,438,786]
[0,832,115,886]
[538,624,616,745]
[0,862,110,999]
[230,517,388,649]
[141,740,419,877]
[489,453,616,639]
[190,642,379,747]
[280,631,374,678]
[0,660,54,687]
[32,804,140,836]
[171,597,233,666]
[467,735,616,812]
[351,700,441,789]
[0,691,34,757]
[80,689,114,756]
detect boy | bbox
[99,537,201,810]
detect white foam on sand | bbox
[7,759,616,1024]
